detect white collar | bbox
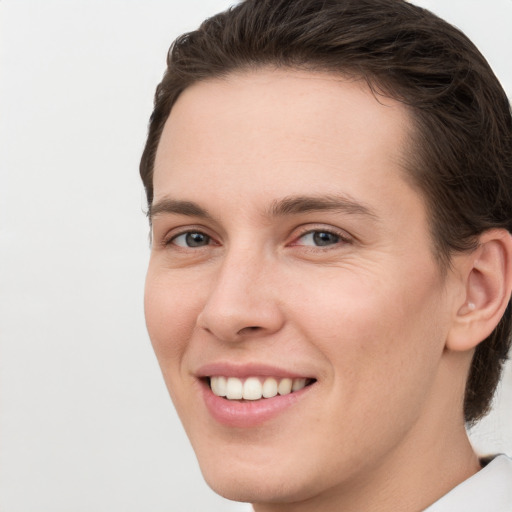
[424,454,512,512]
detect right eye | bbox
[170,231,212,248]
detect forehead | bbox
[153,68,418,218]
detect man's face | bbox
[145,70,462,505]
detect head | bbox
[140,0,512,507]
[141,0,512,425]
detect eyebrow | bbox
[149,194,377,222]
[149,198,212,221]
[267,194,378,219]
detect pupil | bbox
[313,232,339,246]
[186,232,209,247]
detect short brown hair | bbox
[140,0,512,424]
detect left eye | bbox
[171,232,211,247]
[296,230,341,247]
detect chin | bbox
[197,450,329,506]
[202,468,305,505]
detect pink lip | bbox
[196,362,311,380]
[200,381,311,428]
[195,363,315,428]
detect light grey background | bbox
[0,1,511,511]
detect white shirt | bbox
[424,454,512,512]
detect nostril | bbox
[237,326,261,335]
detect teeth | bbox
[226,377,243,399]
[262,377,278,398]
[210,375,227,397]
[278,378,292,395]
[292,378,306,392]
[243,377,262,400]
[210,376,311,400]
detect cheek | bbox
[144,270,201,366]
[144,271,206,423]
[282,269,449,473]
[290,265,447,396]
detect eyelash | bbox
[291,227,351,249]
[163,226,351,250]
[163,228,216,249]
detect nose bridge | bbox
[212,246,262,308]
[198,241,283,341]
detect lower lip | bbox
[201,381,312,428]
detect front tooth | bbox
[262,377,278,398]
[226,377,243,399]
[292,378,306,392]
[278,378,292,395]
[210,376,227,397]
[243,377,263,400]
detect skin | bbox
[145,69,482,511]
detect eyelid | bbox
[160,225,220,248]
[288,224,353,247]
[156,222,352,249]
[171,232,210,248]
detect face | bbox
[145,69,462,507]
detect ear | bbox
[447,229,512,352]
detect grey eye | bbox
[298,231,340,246]
[173,232,211,247]
[312,231,340,246]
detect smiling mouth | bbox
[208,376,316,401]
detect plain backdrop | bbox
[1,1,511,511]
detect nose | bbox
[197,248,285,342]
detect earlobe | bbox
[447,229,512,352]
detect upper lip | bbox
[195,362,315,380]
